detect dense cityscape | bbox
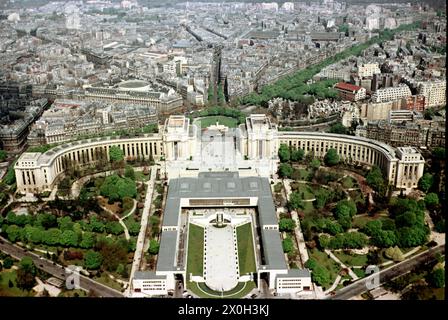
[0,0,445,303]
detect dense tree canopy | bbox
[288,192,304,211]
[84,250,103,270]
[109,146,124,162]
[278,163,293,178]
[100,174,137,202]
[366,166,384,193]
[278,144,291,162]
[290,148,305,162]
[16,257,36,290]
[0,150,7,162]
[124,165,135,180]
[279,218,297,232]
[418,173,434,193]
[282,237,294,253]
[324,148,340,166]
[424,193,439,207]
[149,240,160,255]
[427,268,445,288]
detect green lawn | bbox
[298,184,315,200]
[188,281,256,298]
[236,223,256,275]
[308,248,341,291]
[186,223,204,276]
[302,201,315,214]
[199,116,238,129]
[93,273,123,291]
[0,270,34,297]
[58,289,88,297]
[352,268,366,278]
[333,251,368,267]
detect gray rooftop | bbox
[134,271,167,280]
[260,229,288,270]
[163,172,278,227]
[277,269,311,278]
[156,230,179,272]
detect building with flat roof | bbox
[15,114,425,194]
[130,172,312,297]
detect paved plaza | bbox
[204,224,239,292]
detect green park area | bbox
[199,116,238,129]
[333,251,368,267]
[236,223,256,275]
[186,223,204,276]
[306,249,341,291]
[0,270,34,297]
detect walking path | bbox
[98,198,137,241]
[126,166,157,297]
[325,249,359,280]
[323,275,342,295]
[282,179,309,267]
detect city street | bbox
[0,236,123,297]
[328,244,445,300]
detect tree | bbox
[80,232,96,249]
[124,165,135,180]
[279,218,296,232]
[397,226,428,248]
[148,240,160,255]
[126,218,141,236]
[42,228,62,246]
[60,230,79,247]
[36,213,57,229]
[325,221,343,235]
[6,225,21,242]
[288,192,303,211]
[3,257,14,269]
[433,147,445,160]
[97,240,128,271]
[311,266,330,287]
[105,221,124,235]
[278,163,293,178]
[309,158,321,170]
[282,237,294,253]
[324,148,340,166]
[57,216,74,232]
[304,259,317,270]
[418,173,434,193]
[334,199,356,219]
[363,220,382,237]
[116,263,127,278]
[0,150,7,162]
[328,122,348,135]
[372,230,397,247]
[84,251,103,270]
[366,166,384,193]
[424,193,439,207]
[100,174,137,202]
[427,268,445,288]
[291,148,305,162]
[385,246,404,262]
[89,216,105,233]
[109,146,124,162]
[16,257,36,291]
[278,144,290,162]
